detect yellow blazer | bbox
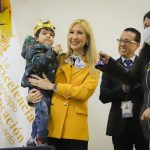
[48,56,100,141]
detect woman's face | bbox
[68,24,87,53]
[144,17,150,29]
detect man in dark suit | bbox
[99,28,149,150]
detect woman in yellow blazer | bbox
[27,18,100,150]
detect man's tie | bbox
[123,59,133,69]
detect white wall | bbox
[10,0,150,149]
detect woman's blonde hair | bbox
[66,19,98,75]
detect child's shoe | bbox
[26,137,36,146]
[34,137,48,146]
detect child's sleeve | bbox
[21,35,36,59]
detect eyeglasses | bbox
[117,39,138,45]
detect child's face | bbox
[36,29,54,46]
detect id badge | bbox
[121,101,133,118]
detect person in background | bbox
[99,27,149,150]
[140,11,150,120]
[143,11,150,29]
[96,11,150,141]
[26,18,100,150]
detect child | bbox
[21,20,62,146]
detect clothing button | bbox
[51,102,54,105]
[63,92,71,98]
[64,102,68,106]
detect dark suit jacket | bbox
[99,57,144,136]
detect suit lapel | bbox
[61,63,71,83]
[117,57,124,66]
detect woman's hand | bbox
[99,51,110,64]
[26,88,42,103]
[141,108,150,120]
[28,74,55,90]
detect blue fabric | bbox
[31,90,51,140]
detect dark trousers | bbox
[47,137,88,150]
[112,119,149,150]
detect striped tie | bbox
[123,59,133,69]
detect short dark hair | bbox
[34,27,55,37]
[143,11,150,21]
[124,28,141,43]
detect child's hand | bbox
[53,44,64,55]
